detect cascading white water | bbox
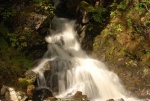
[33,17,147,101]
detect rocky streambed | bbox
[1,85,127,101]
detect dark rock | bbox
[73,91,89,101]
[82,95,88,101]
[25,60,51,84]
[37,16,52,36]
[73,91,82,100]
[32,87,54,101]
[106,99,114,101]
[76,1,94,25]
[20,13,48,31]
[53,0,68,17]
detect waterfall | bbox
[32,17,145,101]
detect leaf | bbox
[11,42,16,47]
[19,36,26,40]
[21,42,27,47]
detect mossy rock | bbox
[79,1,95,12]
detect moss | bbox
[91,0,150,97]
[79,1,95,12]
[18,78,33,90]
[0,36,32,88]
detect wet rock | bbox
[75,1,94,40]
[76,1,94,25]
[43,61,51,70]
[25,70,37,84]
[32,87,54,101]
[37,16,51,36]
[19,12,48,31]
[1,85,18,101]
[73,91,89,101]
[106,99,114,101]
[25,59,53,91]
[73,91,82,100]
[82,95,88,101]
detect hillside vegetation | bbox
[0,0,150,98]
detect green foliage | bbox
[110,2,117,9]
[33,0,55,16]
[117,1,128,10]
[116,24,123,32]
[91,6,106,23]
[0,36,32,87]
[143,0,150,12]
[18,79,31,89]
[145,19,150,25]
[110,0,128,11]
[127,18,132,27]
[80,1,106,23]
[134,0,150,14]
[110,0,128,17]
[8,33,28,50]
[110,10,117,17]
[32,0,52,3]
[134,3,145,13]
[0,37,32,69]
[79,1,95,12]
[134,26,143,33]
[146,50,150,56]
[110,23,123,33]
[32,0,43,3]
[0,5,16,20]
[140,36,145,40]
[7,27,46,52]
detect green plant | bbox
[33,0,55,16]
[135,26,142,33]
[134,0,150,14]
[8,32,27,50]
[110,11,116,17]
[110,23,123,33]
[0,5,16,20]
[116,24,123,32]
[140,36,145,40]
[127,18,132,27]
[142,0,150,12]
[145,19,150,25]
[32,0,43,3]
[0,36,32,87]
[134,3,145,13]
[79,1,95,12]
[146,50,150,56]
[7,28,33,51]
[117,1,128,10]
[91,6,106,23]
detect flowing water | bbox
[32,17,147,101]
